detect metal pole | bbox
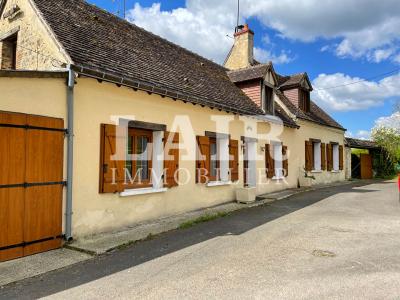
[123,0,126,19]
[65,65,75,241]
[236,0,240,29]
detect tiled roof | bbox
[274,102,299,128]
[227,63,271,83]
[345,138,379,149]
[276,90,345,130]
[32,0,264,115]
[277,73,306,89]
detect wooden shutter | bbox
[164,131,179,187]
[265,144,275,178]
[339,145,344,171]
[326,144,333,171]
[321,143,326,170]
[229,139,239,182]
[282,145,288,177]
[196,136,210,183]
[305,141,313,171]
[99,124,126,193]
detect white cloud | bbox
[254,48,294,65]
[370,48,396,63]
[127,1,292,64]
[127,0,400,64]
[243,0,400,62]
[127,3,233,63]
[356,130,371,140]
[346,130,371,140]
[320,45,330,52]
[375,111,400,131]
[312,72,400,112]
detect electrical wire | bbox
[314,67,400,91]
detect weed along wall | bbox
[71,78,345,237]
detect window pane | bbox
[210,142,217,177]
[136,136,149,180]
[125,136,133,174]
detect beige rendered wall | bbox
[71,78,346,237]
[0,0,68,70]
[0,76,68,231]
[294,119,346,184]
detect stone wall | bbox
[224,26,254,70]
[0,0,68,70]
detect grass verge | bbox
[178,212,231,230]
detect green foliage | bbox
[351,149,369,157]
[371,126,400,176]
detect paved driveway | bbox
[1,180,399,299]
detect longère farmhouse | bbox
[0,0,346,261]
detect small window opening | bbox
[1,34,17,70]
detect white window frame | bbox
[217,136,230,182]
[313,141,322,172]
[207,135,230,185]
[332,144,339,171]
[273,143,284,179]
[245,140,257,187]
[121,130,167,196]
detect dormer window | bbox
[263,85,274,114]
[299,89,310,112]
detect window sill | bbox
[206,181,232,187]
[331,170,341,173]
[120,187,168,197]
[311,170,323,173]
[272,176,285,180]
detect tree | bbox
[371,125,400,176]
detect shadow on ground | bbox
[0,181,382,299]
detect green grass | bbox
[375,174,398,180]
[178,212,231,230]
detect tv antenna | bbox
[113,0,126,18]
[236,0,240,30]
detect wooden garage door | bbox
[360,154,373,180]
[0,111,65,262]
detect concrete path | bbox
[1,180,399,299]
[0,249,91,287]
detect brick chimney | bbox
[224,24,254,70]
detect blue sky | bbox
[89,0,400,138]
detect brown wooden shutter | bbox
[164,131,180,187]
[339,145,344,171]
[229,139,239,181]
[321,143,326,171]
[326,144,333,171]
[99,124,126,193]
[305,141,313,171]
[265,144,275,178]
[282,145,288,177]
[196,136,210,183]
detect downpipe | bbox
[65,65,75,242]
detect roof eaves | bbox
[0,70,68,78]
[72,64,263,116]
[296,115,346,131]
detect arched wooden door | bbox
[0,111,64,262]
